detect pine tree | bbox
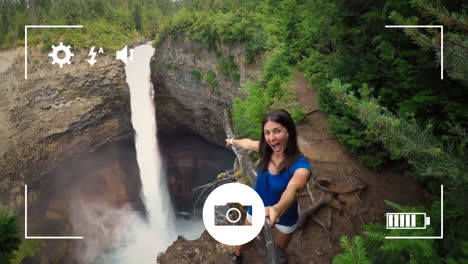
[0,210,21,263]
[333,236,370,264]
[334,201,441,264]
[389,0,468,86]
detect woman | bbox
[226,109,312,264]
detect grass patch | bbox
[219,54,240,82]
[191,69,202,80]
[163,63,180,70]
[10,240,44,264]
[205,71,218,92]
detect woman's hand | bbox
[225,138,234,148]
[268,169,310,226]
[224,138,260,152]
[265,206,281,228]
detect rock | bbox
[0,48,132,210]
[151,33,259,212]
[150,32,260,146]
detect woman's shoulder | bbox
[294,155,309,163]
[291,155,311,170]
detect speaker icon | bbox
[116,45,134,65]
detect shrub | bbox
[205,71,218,90]
[219,54,240,82]
[10,240,43,264]
[233,82,270,140]
[318,81,389,168]
[0,210,21,263]
[191,69,202,80]
[332,236,370,264]
[290,104,306,123]
[334,201,441,264]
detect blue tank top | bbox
[248,156,312,226]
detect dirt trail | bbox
[160,71,428,263]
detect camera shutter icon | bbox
[202,183,265,246]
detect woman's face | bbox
[263,121,289,155]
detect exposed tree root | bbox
[306,182,315,204]
[311,180,366,195]
[297,192,332,229]
[306,108,323,115]
[176,248,193,264]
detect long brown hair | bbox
[258,109,301,174]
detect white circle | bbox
[202,183,265,246]
[226,208,242,223]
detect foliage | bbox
[232,82,269,140]
[218,54,240,82]
[158,0,305,139]
[329,78,468,261]
[191,69,202,80]
[334,201,441,264]
[328,79,467,188]
[304,3,467,260]
[205,71,218,90]
[163,63,180,70]
[0,209,21,263]
[389,0,468,86]
[290,103,305,123]
[154,7,266,61]
[319,82,389,168]
[0,0,176,50]
[332,236,370,264]
[299,0,467,170]
[10,240,44,264]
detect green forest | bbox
[0,0,178,50]
[1,0,467,263]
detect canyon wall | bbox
[0,48,132,210]
[150,33,260,210]
[150,32,259,146]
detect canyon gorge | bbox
[0,33,259,263]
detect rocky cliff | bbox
[150,32,260,146]
[150,33,259,211]
[0,48,132,210]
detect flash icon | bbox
[87,47,104,65]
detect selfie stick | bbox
[264,218,280,264]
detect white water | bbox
[97,44,204,264]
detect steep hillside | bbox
[159,71,428,263]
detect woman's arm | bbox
[265,168,310,226]
[225,138,260,152]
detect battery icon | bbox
[386,213,431,229]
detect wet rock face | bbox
[150,33,259,146]
[158,133,235,213]
[0,49,132,209]
[151,33,259,213]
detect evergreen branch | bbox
[411,0,468,31]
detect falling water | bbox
[126,43,177,255]
[97,44,204,264]
[96,44,175,263]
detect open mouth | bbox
[271,143,282,152]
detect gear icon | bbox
[48,42,74,68]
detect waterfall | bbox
[128,45,175,231]
[97,44,204,264]
[100,44,177,263]
[125,44,178,260]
